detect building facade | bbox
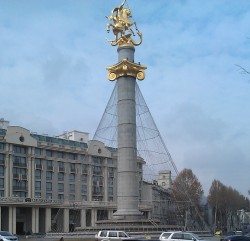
[0,119,156,234]
[0,119,173,234]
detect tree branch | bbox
[235,64,250,75]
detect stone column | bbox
[8,206,16,234]
[91,209,97,227]
[45,208,51,233]
[32,207,39,233]
[113,45,142,220]
[63,208,69,232]
[80,209,86,228]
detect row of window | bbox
[31,134,88,148]
[35,148,85,161]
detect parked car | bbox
[95,230,131,241]
[220,235,250,241]
[0,231,19,241]
[159,231,207,241]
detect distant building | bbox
[0,119,173,234]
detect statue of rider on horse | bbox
[106,0,142,46]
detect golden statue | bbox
[106,0,142,46]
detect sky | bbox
[0,0,250,197]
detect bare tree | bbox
[172,168,204,230]
[208,179,250,233]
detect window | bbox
[46,160,53,171]
[35,158,43,169]
[58,161,64,168]
[35,170,41,179]
[35,148,42,155]
[13,145,26,154]
[69,174,75,182]
[58,162,65,172]
[57,151,64,158]
[69,184,75,193]
[81,174,87,183]
[0,143,4,150]
[108,187,113,195]
[184,234,193,240]
[13,156,26,167]
[92,186,103,195]
[82,195,87,201]
[82,164,88,173]
[0,178,4,188]
[46,150,53,157]
[92,156,103,165]
[107,158,113,165]
[13,180,27,190]
[69,194,75,200]
[46,182,52,191]
[58,183,64,192]
[92,166,102,175]
[79,154,85,160]
[172,233,183,239]
[0,166,4,176]
[100,231,107,237]
[0,153,4,164]
[13,167,26,175]
[81,185,87,194]
[58,172,64,181]
[119,232,127,238]
[35,192,41,198]
[109,232,117,238]
[93,176,103,186]
[13,191,26,197]
[108,167,114,176]
[58,194,64,200]
[46,193,52,199]
[108,177,113,186]
[46,171,52,180]
[68,153,77,160]
[35,181,41,191]
[70,163,76,172]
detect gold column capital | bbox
[106,59,147,81]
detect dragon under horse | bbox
[106,0,142,46]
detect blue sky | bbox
[0,0,250,196]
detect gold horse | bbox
[106,0,138,43]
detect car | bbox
[95,230,131,241]
[220,235,250,241]
[0,231,19,241]
[159,231,208,241]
